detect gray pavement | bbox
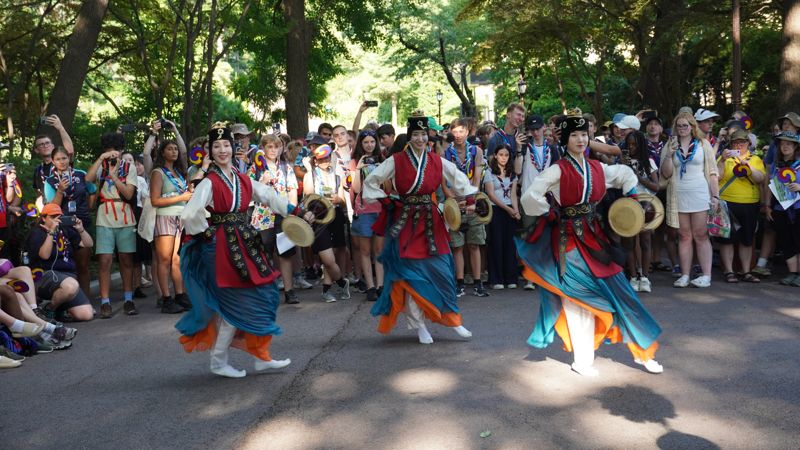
[3,272,799,449]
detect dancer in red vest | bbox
[515,110,664,376]
[177,123,314,378]
[363,112,476,344]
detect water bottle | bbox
[21,251,29,265]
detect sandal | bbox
[724,272,738,283]
[740,272,761,283]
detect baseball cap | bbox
[308,135,329,147]
[40,203,63,216]
[427,116,444,131]
[615,115,641,130]
[611,113,626,124]
[524,114,545,130]
[694,108,720,122]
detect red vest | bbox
[389,150,451,259]
[207,171,279,288]
[554,158,621,278]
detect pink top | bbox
[350,159,383,215]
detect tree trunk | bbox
[284,0,310,138]
[779,0,800,111]
[39,0,108,142]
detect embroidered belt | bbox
[205,212,272,281]
[388,194,437,256]
[556,203,601,276]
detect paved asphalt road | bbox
[3,271,799,449]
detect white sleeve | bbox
[603,163,639,194]
[442,158,478,197]
[520,164,561,216]
[363,157,395,201]
[252,180,289,216]
[181,178,213,235]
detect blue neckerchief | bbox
[676,139,698,179]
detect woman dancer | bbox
[177,124,314,378]
[515,110,663,376]
[363,112,475,344]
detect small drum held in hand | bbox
[303,194,335,225]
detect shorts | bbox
[449,213,487,247]
[312,207,348,253]
[35,270,90,310]
[351,213,379,238]
[260,216,296,258]
[96,225,137,254]
[154,215,183,237]
[715,202,759,246]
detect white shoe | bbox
[321,290,337,303]
[690,275,711,288]
[293,275,314,290]
[491,284,504,290]
[571,363,599,377]
[417,326,433,344]
[524,281,536,290]
[638,276,652,293]
[673,275,690,288]
[629,277,641,292]
[211,365,247,378]
[255,358,291,371]
[507,284,517,289]
[453,325,472,339]
[140,277,153,288]
[635,358,664,374]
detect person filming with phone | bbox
[25,203,94,322]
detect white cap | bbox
[694,108,720,121]
[615,115,640,130]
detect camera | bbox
[39,116,49,125]
[272,122,281,133]
[108,157,118,166]
[159,118,169,130]
[365,100,378,107]
[364,156,376,165]
[60,215,77,227]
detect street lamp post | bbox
[436,89,443,124]
[517,77,527,107]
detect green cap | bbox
[427,116,444,131]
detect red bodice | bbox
[207,171,279,288]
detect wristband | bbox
[712,195,720,199]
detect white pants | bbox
[563,298,595,368]
[405,295,426,330]
[210,319,237,370]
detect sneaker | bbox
[0,346,24,362]
[366,287,377,302]
[491,284,504,290]
[456,286,465,297]
[52,325,77,342]
[284,290,300,304]
[140,277,153,288]
[354,279,368,293]
[276,277,285,291]
[473,285,490,297]
[690,275,711,288]
[0,355,21,368]
[293,275,314,289]
[133,287,147,299]
[336,279,351,300]
[751,266,771,277]
[672,265,681,278]
[629,277,641,292]
[524,281,536,291]
[507,284,518,289]
[174,293,192,310]
[321,290,337,303]
[346,272,359,284]
[638,276,652,293]
[160,297,184,314]
[34,306,54,323]
[55,310,75,323]
[34,338,55,354]
[35,335,71,351]
[123,300,139,316]
[99,303,113,319]
[673,275,690,288]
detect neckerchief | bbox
[530,142,550,172]
[313,165,339,198]
[54,169,76,199]
[565,153,591,204]
[676,139,699,179]
[498,170,515,200]
[101,160,130,189]
[445,144,475,179]
[160,167,187,194]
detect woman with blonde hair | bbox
[660,111,719,288]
